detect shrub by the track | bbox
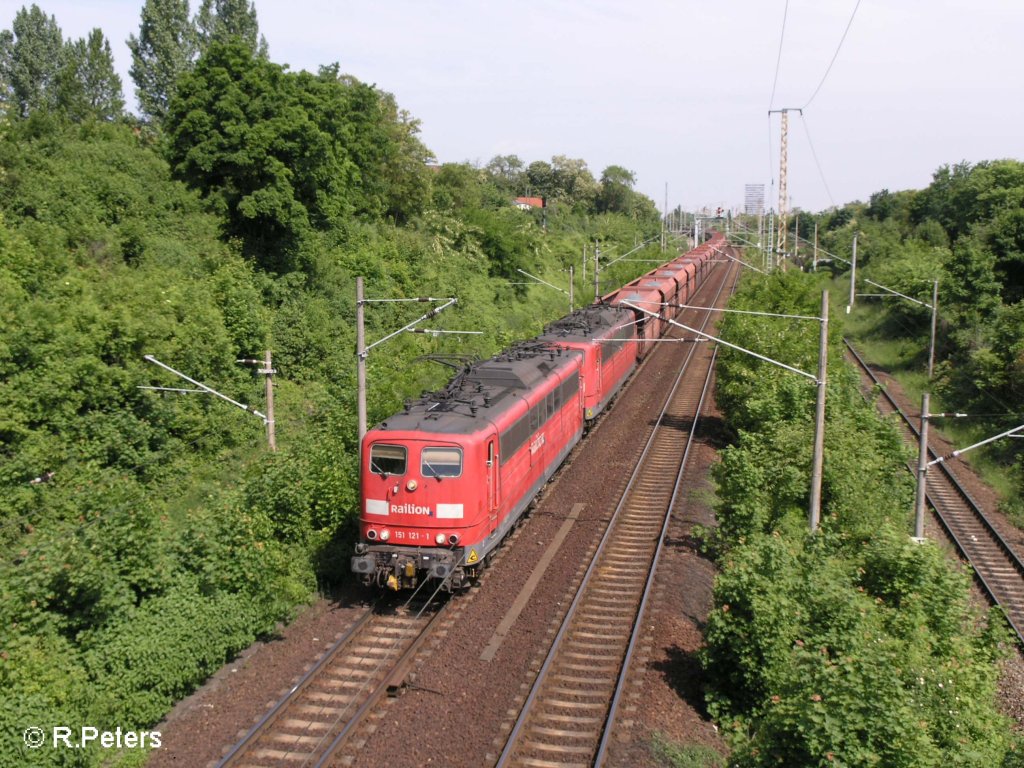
[702,270,1018,767]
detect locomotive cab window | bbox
[422,447,463,478]
[369,444,407,476]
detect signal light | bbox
[380,529,390,541]
[366,529,378,541]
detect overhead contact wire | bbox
[803,0,862,109]
[767,0,790,111]
[800,113,836,209]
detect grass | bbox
[651,733,726,768]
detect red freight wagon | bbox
[650,269,689,315]
[352,342,584,590]
[538,304,638,420]
[667,260,698,306]
[634,278,677,322]
[610,286,665,355]
[677,254,708,285]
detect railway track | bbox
[219,256,738,768]
[495,260,735,768]
[844,340,1024,643]
[217,594,449,768]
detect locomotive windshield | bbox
[369,444,407,476]
[421,447,462,478]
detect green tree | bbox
[195,0,267,57]
[127,0,197,124]
[980,202,1024,304]
[866,187,915,224]
[376,90,433,222]
[0,30,12,116]
[298,66,427,222]
[431,162,492,212]
[526,159,554,199]
[485,153,525,194]
[550,154,599,211]
[58,28,124,122]
[597,164,635,215]
[166,40,317,271]
[167,44,435,266]
[911,160,1024,243]
[0,4,65,118]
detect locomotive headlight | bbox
[366,529,378,541]
[448,534,460,546]
[435,533,446,545]
[406,479,418,492]
[380,529,390,541]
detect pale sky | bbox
[11,0,1024,213]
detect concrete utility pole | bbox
[263,350,276,451]
[809,290,829,531]
[928,279,939,380]
[593,241,600,302]
[793,213,800,262]
[846,233,858,313]
[355,280,481,449]
[356,276,367,446]
[769,107,802,258]
[813,221,819,271]
[236,350,277,451]
[662,182,668,253]
[914,392,931,539]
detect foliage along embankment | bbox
[0,4,667,766]
[790,159,1024,519]
[702,269,1020,767]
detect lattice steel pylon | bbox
[769,107,801,260]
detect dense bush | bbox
[703,270,1015,766]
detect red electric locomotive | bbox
[537,304,638,420]
[352,341,587,590]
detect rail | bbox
[844,339,1024,644]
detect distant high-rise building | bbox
[744,184,765,215]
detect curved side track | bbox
[217,596,448,768]
[496,263,735,768]
[845,339,1024,644]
